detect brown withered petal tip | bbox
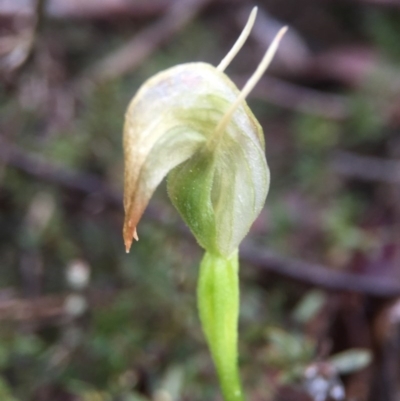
[124,227,139,253]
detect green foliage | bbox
[293,114,339,191]
[366,10,400,61]
[0,377,19,401]
[345,90,385,146]
[324,195,368,251]
[292,290,327,325]
[329,349,372,375]
[295,115,339,152]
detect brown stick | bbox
[337,0,400,7]
[241,245,400,298]
[236,5,311,74]
[75,0,212,89]
[233,74,349,121]
[0,289,115,322]
[0,0,47,76]
[0,140,122,208]
[331,150,400,184]
[47,0,172,20]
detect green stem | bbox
[197,250,244,401]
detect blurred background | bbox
[1,0,400,400]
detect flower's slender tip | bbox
[123,225,139,253]
[212,24,289,142]
[124,241,131,254]
[216,5,258,72]
[124,235,133,254]
[279,26,289,38]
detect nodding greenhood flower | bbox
[123,8,286,401]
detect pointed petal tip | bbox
[280,26,289,36]
[123,224,139,254]
[124,236,132,253]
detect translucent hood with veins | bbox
[123,9,286,257]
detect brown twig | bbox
[331,150,400,184]
[233,74,349,120]
[0,0,47,76]
[0,140,122,208]
[0,0,171,20]
[46,0,172,20]
[236,5,311,74]
[74,0,212,90]
[0,289,115,322]
[337,0,400,7]
[241,245,400,298]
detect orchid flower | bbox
[123,8,286,400]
